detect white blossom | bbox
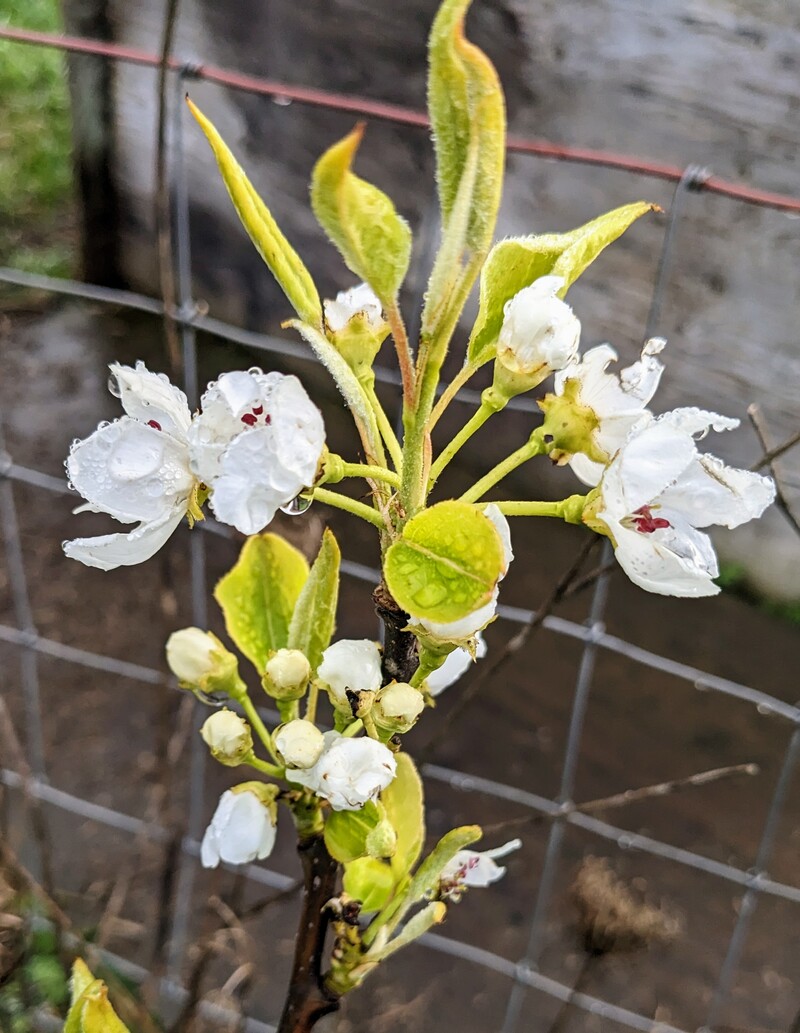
[324,283,384,332]
[553,337,666,485]
[440,839,522,891]
[286,732,396,811]
[64,362,195,570]
[200,788,277,868]
[497,276,581,378]
[426,633,488,697]
[188,369,325,535]
[595,409,775,597]
[373,682,426,732]
[200,710,252,766]
[166,627,219,683]
[274,719,325,769]
[264,648,311,700]
[317,639,383,710]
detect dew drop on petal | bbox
[280,494,313,516]
[196,689,228,707]
[107,374,122,398]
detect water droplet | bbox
[280,494,312,516]
[195,689,227,707]
[273,94,292,107]
[757,703,773,716]
[247,366,263,376]
[107,374,122,398]
[617,834,633,850]
[145,478,165,498]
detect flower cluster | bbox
[64,362,326,569]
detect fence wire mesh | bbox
[1,24,800,1033]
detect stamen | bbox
[632,505,671,534]
[147,420,162,431]
[252,404,264,416]
[241,412,258,426]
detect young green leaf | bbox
[381,753,425,878]
[215,534,309,673]
[467,201,657,366]
[187,98,321,326]
[384,501,504,623]
[342,856,397,913]
[325,801,382,863]
[288,528,341,672]
[70,959,95,1006]
[311,125,412,305]
[65,962,131,1033]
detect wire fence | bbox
[1,23,800,1033]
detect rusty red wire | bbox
[3,24,800,214]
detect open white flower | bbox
[200,787,277,868]
[324,283,384,332]
[551,338,666,485]
[317,639,383,711]
[286,731,396,811]
[414,505,513,643]
[64,362,196,570]
[497,276,580,378]
[426,633,488,697]
[594,409,775,597]
[188,369,325,535]
[440,839,522,891]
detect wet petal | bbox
[603,420,696,516]
[207,427,286,534]
[109,361,192,438]
[63,504,185,571]
[608,518,720,597]
[269,376,326,485]
[659,454,775,530]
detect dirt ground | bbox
[1,301,799,1033]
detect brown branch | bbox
[747,405,800,540]
[750,426,800,471]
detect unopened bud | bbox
[200,710,253,766]
[365,815,398,859]
[166,628,243,698]
[263,649,311,701]
[274,719,325,769]
[373,682,425,734]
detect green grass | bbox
[0,0,74,278]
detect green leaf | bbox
[70,960,95,1006]
[384,501,503,623]
[468,201,657,366]
[381,753,424,878]
[215,534,309,673]
[311,125,412,305]
[343,856,397,913]
[187,98,321,326]
[325,801,381,863]
[81,987,131,1033]
[288,528,341,672]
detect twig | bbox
[418,535,600,760]
[748,405,800,540]
[238,880,302,922]
[480,762,759,835]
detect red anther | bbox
[241,412,258,426]
[632,505,671,534]
[252,404,264,415]
[147,420,162,431]
[265,413,271,424]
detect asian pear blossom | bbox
[440,839,522,894]
[63,362,195,570]
[286,731,396,811]
[594,409,775,597]
[414,505,513,642]
[200,787,277,868]
[317,639,383,711]
[551,337,666,485]
[426,633,488,697]
[324,283,384,332]
[188,369,325,535]
[274,719,325,770]
[200,710,253,766]
[373,682,426,733]
[264,648,312,700]
[497,276,581,378]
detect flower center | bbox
[632,505,671,534]
[240,405,271,427]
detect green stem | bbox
[428,361,481,432]
[363,379,404,473]
[459,429,548,504]
[312,486,387,528]
[241,695,280,762]
[341,718,364,738]
[362,711,380,740]
[304,682,320,724]
[386,301,415,404]
[328,460,401,489]
[244,752,284,779]
[493,494,589,522]
[428,387,507,490]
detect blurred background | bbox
[1,0,799,1031]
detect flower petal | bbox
[608,517,720,597]
[109,361,192,438]
[426,633,487,697]
[658,454,776,530]
[602,419,696,516]
[324,283,383,332]
[207,427,286,534]
[658,407,739,439]
[63,504,185,571]
[268,376,326,486]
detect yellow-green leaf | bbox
[381,753,424,878]
[384,501,503,623]
[343,856,397,913]
[187,98,321,325]
[215,533,309,673]
[70,959,95,1006]
[65,963,131,1033]
[325,801,381,863]
[468,201,657,365]
[311,125,412,304]
[287,528,340,671]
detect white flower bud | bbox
[497,276,580,379]
[287,732,396,811]
[324,283,384,332]
[200,785,277,868]
[274,719,325,769]
[373,682,425,734]
[166,628,241,696]
[317,639,383,711]
[264,648,311,701]
[200,709,253,766]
